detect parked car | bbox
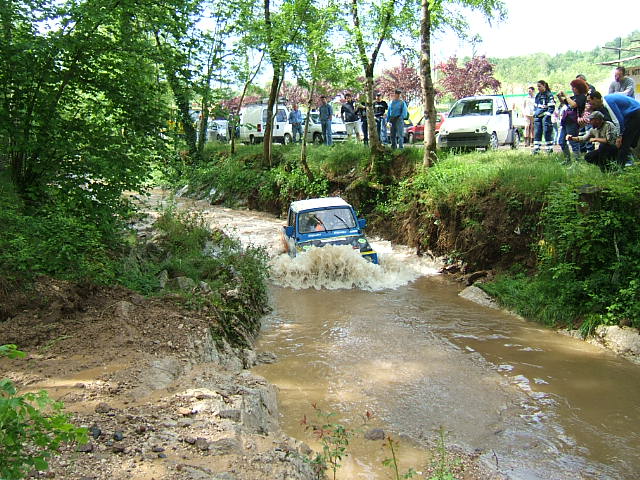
[436,95,520,150]
[238,103,292,145]
[281,197,378,264]
[207,119,229,142]
[305,112,348,143]
[405,113,447,144]
[383,118,413,143]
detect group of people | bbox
[522,66,639,170]
[288,90,409,149]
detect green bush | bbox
[0,345,87,479]
[0,174,116,284]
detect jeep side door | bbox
[491,96,511,144]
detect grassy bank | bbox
[0,171,269,345]
[175,143,640,332]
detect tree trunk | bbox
[263,64,282,167]
[420,0,437,167]
[197,98,209,155]
[300,80,315,182]
[365,71,384,171]
[231,53,265,155]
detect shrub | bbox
[0,345,87,479]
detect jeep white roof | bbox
[290,197,350,213]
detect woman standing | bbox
[558,78,588,160]
[533,80,555,154]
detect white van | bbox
[437,95,520,150]
[238,103,292,145]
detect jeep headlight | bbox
[480,126,487,133]
[440,128,447,136]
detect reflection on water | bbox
[147,191,640,479]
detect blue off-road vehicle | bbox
[281,197,378,264]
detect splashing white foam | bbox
[269,244,438,291]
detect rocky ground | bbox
[0,279,317,480]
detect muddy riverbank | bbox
[0,278,319,480]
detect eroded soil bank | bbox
[0,278,317,480]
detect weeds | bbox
[301,403,353,480]
[428,426,461,480]
[1,345,88,479]
[382,435,418,479]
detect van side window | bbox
[276,109,287,122]
[288,210,295,227]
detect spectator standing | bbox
[318,96,333,146]
[576,74,596,95]
[356,95,369,145]
[588,91,640,167]
[608,66,636,98]
[373,93,388,143]
[532,80,555,154]
[386,89,408,149]
[288,103,303,143]
[557,78,589,160]
[341,93,361,142]
[567,111,619,171]
[523,87,535,147]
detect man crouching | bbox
[566,111,618,171]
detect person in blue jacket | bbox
[386,89,408,149]
[588,91,640,167]
[533,80,555,154]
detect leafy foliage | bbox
[300,404,354,480]
[376,58,423,105]
[0,0,180,216]
[0,172,117,284]
[1,345,87,479]
[436,55,501,99]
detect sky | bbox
[430,0,639,61]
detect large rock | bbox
[240,383,279,434]
[458,285,499,310]
[594,325,640,358]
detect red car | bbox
[405,112,447,144]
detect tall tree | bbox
[419,0,506,166]
[0,0,190,222]
[346,0,418,168]
[437,55,501,99]
[376,59,422,105]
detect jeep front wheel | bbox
[489,132,499,149]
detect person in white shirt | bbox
[523,86,535,146]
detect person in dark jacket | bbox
[588,91,640,166]
[341,93,361,142]
[533,80,555,154]
[557,78,588,160]
[373,93,388,143]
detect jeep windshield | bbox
[448,99,493,117]
[298,208,356,234]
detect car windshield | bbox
[298,207,356,233]
[449,99,493,117]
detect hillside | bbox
[489,31,640,93]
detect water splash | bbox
[269,244,437,291]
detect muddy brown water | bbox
[159,192,640,480]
